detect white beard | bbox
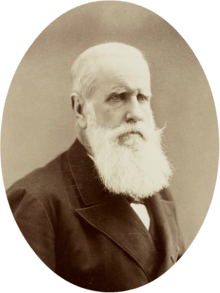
[85,102,173,200]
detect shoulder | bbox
[6,151,72,212]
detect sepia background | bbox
[1,1,219,251]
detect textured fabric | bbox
[7,139,185,291]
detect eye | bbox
[109,93,126,102]
[137,94,149,102]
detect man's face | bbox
[87,55,154,131]
[84,54,172,198]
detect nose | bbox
[126,96,143,123]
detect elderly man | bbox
[7,43,184,291]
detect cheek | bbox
[102,108,126,128]
[142,106,155,126]
[94,108,116,128]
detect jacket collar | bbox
[67,138,108,206]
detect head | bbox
[71,42,173,200]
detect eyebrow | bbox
[106,87,131,97]
[105,86,152,100]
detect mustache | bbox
[108,122,154,142]
[118,131,144,142]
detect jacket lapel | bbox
[67,140,179,280]
[76,195,161,281]
[67,140,160,281]
[146,194,179,276]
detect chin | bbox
[85,102,173,199]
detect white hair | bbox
[70,42,147,100]
[85,102,173,199]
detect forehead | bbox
[94,55,151,94]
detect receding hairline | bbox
[75,42,146,61]
[70,42,149,99]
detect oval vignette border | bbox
[0,0,220,293]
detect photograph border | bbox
[1,1,219,292]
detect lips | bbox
[128,131,143,138]
[118,131,144,145]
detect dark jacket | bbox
[7,139,184,291]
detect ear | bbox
[71,93,87,129]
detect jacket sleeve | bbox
[7,187,56,271]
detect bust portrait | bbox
[2,1,218,292]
